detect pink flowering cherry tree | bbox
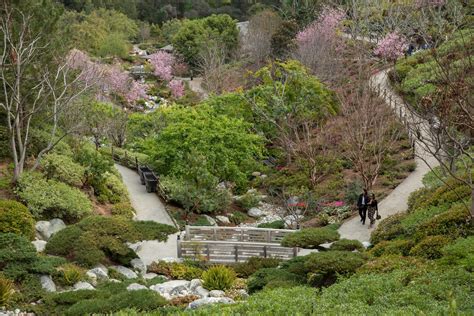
[149,51,175,81]
[294,7,346,81]
[374,32,408,62]
[168,79,185,99]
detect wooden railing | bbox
[184,226,295,244]
[178,225,299,263]
[178,240,298,263]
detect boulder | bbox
[209,290,225,298]
[40,275,56,292]
[127,283,148,291]
[187,297,235,309]
[189,279,202,291]
[35,219,66,241]
[87,266,108,280]
[194,286,209,298]
[237,289,249,298]
[203,215,217,226]
[284,215,304,228]
[215,216,230,224]
[251,171,261,177]
[108,279,121,283]
[247,207,264,218]
[143,273,158,280]
[31,240,47,252]
[362,241,372,249]
[110,266,138,279]
[150,280,190,296]
[131,258,147,275]
[86,272,97,286]
[73,282,95,291]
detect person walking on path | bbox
[367,193,379,228]
[357,189,369,225]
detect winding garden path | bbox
[115,164,179,265]
[337,69,439,243]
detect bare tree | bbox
[197,41,227,94]
[0,6,98,181]
[244,9,282,64]
[339,74,401,190]
[402,36,473,216]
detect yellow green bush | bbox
[409,236,451,259]
[202,266,236,291]
[0,200,35,240]
[369,239,414,257]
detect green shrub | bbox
[46,216,177,267]
[440,236,474,272]
[234,257,282,278]
[65,290,167,315]
[42,153,85,187]
[0,276,14,307]
[57,263,85,286]
[409,235,451,259]
[281,227,340,249]
[202,266,236,291]
[330,239,364,252]
[236,191,260,210]
[247,268,304,294]
[161,175,232,214]
[257,220,285,229]
[0,200,35,240]
[369,239,414,257]
[358,255,428,274]
[303,251,366,287]
[15,172,92,221]
[415,204,472,240]
[229,212,249,225]
[370,213,406,245]
[111,202,135,219]
[313,266,474,314]
[0,233,65,281]
[148,261,203,280]
[95,172,129,204]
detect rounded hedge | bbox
[281,227,340,249]
[409,235,451,259]
[330,239,364,252]
[369,239,414,257]
[370,213,406,245]
[0,200,35,240]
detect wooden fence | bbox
[184,225,294,244]
[178,240,298,263]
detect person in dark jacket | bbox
[367,193,379,228]
[357,189,369,225]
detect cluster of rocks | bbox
[31,218,66,252]
[0,309,34,316]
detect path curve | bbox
[176,77,208,99]
[115,164,179,264]
[337,69,439,243]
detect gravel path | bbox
[176,77,208,99]
[337,69,439,243]
[115,164,179,264]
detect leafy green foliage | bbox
[95,172,129,204]
[147,105,263,192]
[330,239,364,252]
[313,267,474,315]
[409,235,451,259]
[42,153,85,187]
[111,202,135,219]
[370,213,406,245]
[440,237,474,272]
[257,220,285,229]
[358,255,428,274]
[148,261,203,281]
[15,172,92,221]
[234,257,282,278]
[369,239,414,257]
[281,227,340,249]
[202,265,236,291]
[303,251,366,287]
[0,200,35,240]
[0,233,65,281]
[247,268,304,294]
[45,216,177,267]
[172,14,238,66]
[236,191,261,210]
